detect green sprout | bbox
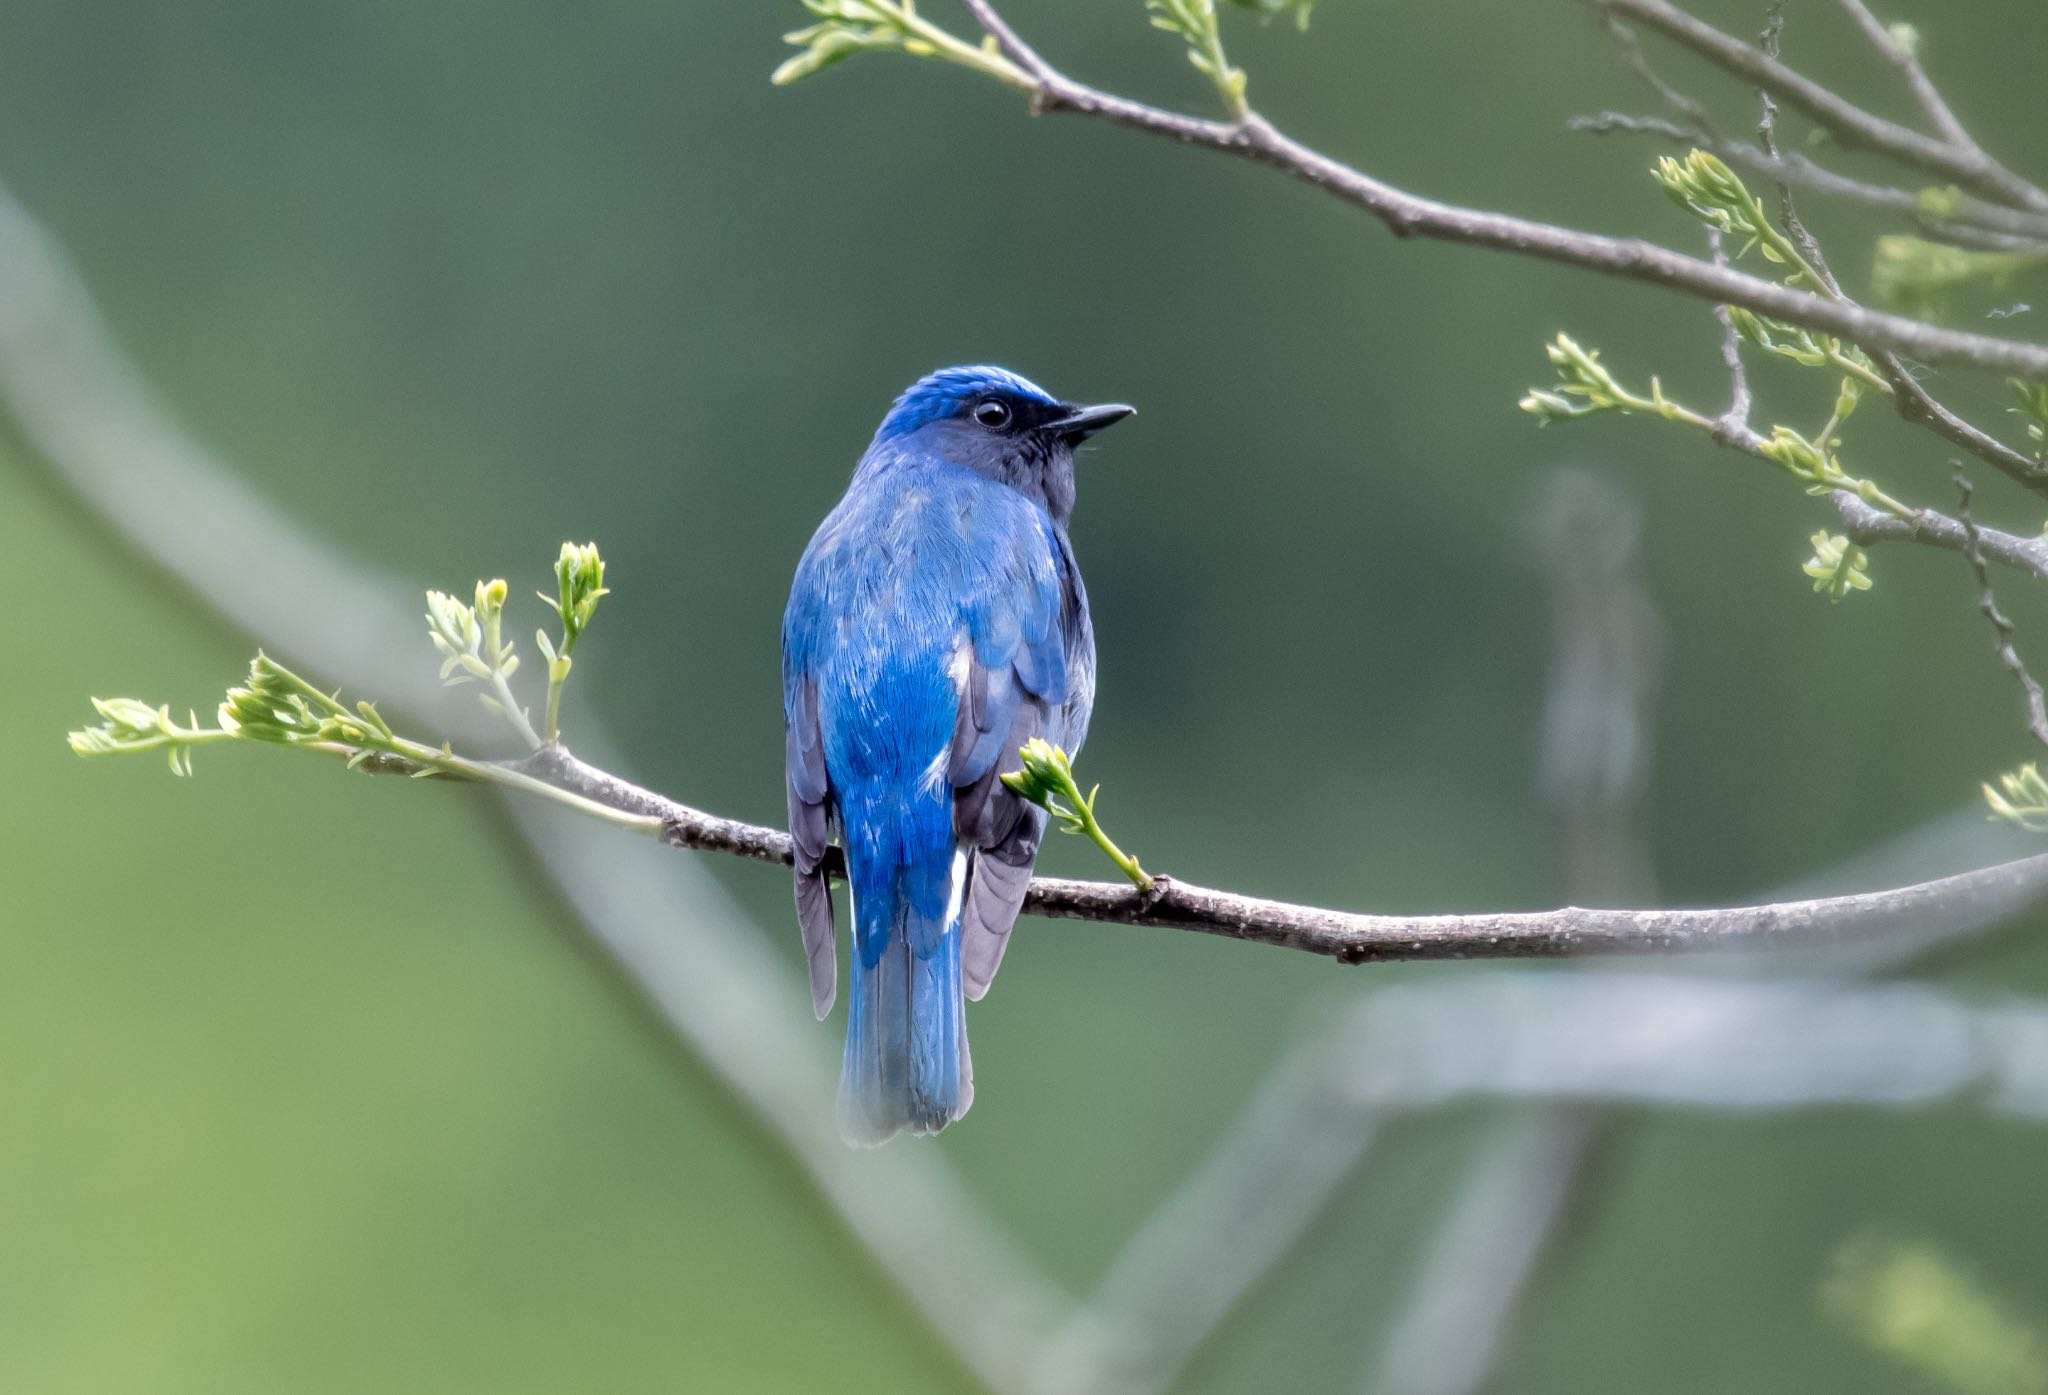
[2010,378,2048,465]
[1522,334,1915,520]
[1653,149,1825,291]
[771,0,1033,91]
[1146,0,1249,118]
[1753,423,1914,515]
[1984,762,2048,833]
[771,0,1297,119]
[1224,0,1315,26]
[1823,1233,2048,1395]
[1518,333,1706,427]
[1871,235,2045,319]
[536,541,608,744]
[65,697,233,777]
[426,578,539,747]
[1801,531,1874,601]
[1724,306,1891,396]
[68,543,653,833]
[1001,737,1154,891]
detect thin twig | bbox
[1749,4,2048,498]
[1593,8,1718,143]
[947,0,2048,387]
[1953,464,2048,750]
[1593,0,2048,212]
[1834,0,1980,154]
[1709,231,1754,442]
[1568,113,2048,245]
[1755,2,1838,297]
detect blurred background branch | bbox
[0,180,1069,1395]
[19,2,2048,1392]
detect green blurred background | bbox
[6,1,2048,1390]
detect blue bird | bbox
[782,367,1133,1145]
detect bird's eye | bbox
[971,399,1012,431]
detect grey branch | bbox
[1833,0,1979,154]
[1573,28,2048,495]
[1953,466,2048,750]
[1025,1044,1382,1395]
[1335,973,2048,1120]
[1364,471,1664,1395]
[1834,493,2048,583]
[1569,112,2048,244]
[1595,0,2048,213]
[503,738,2048,965]
[1361,1109,1597,1395]
[949,0,2048,381]
[0,180,1067,1395]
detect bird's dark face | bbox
[873,366,1134,525]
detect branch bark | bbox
[950,0,2048,385]
[1597,0,2048,213]
[507,742,2048,965]
[1835,493,2048,582]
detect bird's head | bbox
[871,365,1134,524]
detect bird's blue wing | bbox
[950,512,1092,1000]
[783,603,837,1020]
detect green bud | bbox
[1985,763,2048,832]
[1801,531,1873,601]
[553,541,609,644]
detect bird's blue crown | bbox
[877,365,1059,441]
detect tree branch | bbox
[948,0,2048,384]
[1833,0,1990,159]
[1953,465,2048,750]
[0,179,1069,1394]
[1595,0,2048,213]
[1834,492,2048,583]
[504,740,2048,964]
[1570,112,2048,245]
[1572,16,2048,491]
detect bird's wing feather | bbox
[951,509,1087,999]
[784,654,837,1019]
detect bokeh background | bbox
[6,1,2048,1391]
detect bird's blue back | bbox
[782,368,1102,1144]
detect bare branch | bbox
[1708,231,1753,440]
[1363,472,1663,1395]
[1954,465,2048,750]
[1834,0,1981,155]
[1594,0,2048,213]
[0,180,1069,1395]
[501,741,2048,964]
[1592,7,1718,142]
[1735,4,2048,498]
[950,0,2048,385]
[1887,371,2048,493]
[1025,1046,1380,1395]
[1835,492,2048,583]
[1362,1110,1598,1395]
[1568,113,2048,246]
[1335,973,2048,1120]
[1754,2,1836,296]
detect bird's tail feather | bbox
[839,852,971,1146]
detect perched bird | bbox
[782,367,1133,1144]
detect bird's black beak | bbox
[1049,401,1136,445]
